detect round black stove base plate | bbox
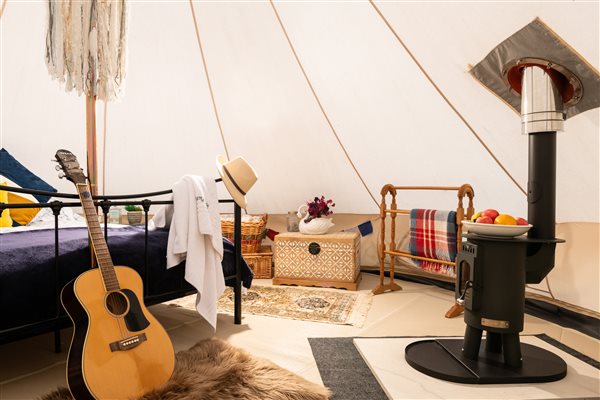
[405,339,567,384]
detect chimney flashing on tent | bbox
[470,18,600,120]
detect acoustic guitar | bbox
[55,149,174,400]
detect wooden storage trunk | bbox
[243,245,273,279]
[273,232,361,290]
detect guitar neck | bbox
[76,183,120,291]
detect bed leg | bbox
[234,285,242,325]
[54,329,62,353]
[234,203,242,325]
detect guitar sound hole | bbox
[106,291,129,317]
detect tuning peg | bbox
[51,159,58,162]
[58,173,66,179]
[55,165,62,171]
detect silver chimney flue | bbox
[520,65,565,135]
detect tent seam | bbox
[188,0,230,160]
[0,0,7,19]
[369,0,526,197]
[269,0,379,209]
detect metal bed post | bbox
[234,202,242,324]
[51,202,62,353]
[142,199,151,295]
[99,200,111,241]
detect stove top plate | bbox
[462,221,532,237]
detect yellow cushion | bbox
[7,192,41,225]
[0,182,13,227]
[0,177,43,226]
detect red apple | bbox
[476,216,494,224]
[480,209,499,220]
[516,217,528,226]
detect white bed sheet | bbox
[0,205,127,233]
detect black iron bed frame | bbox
[0,179,243,351]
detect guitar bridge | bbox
[109,333,147,352]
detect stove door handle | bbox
[456,280,473,306]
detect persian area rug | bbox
[169,285,372,327]
[40,338,330,400]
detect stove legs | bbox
[462,325,482,359]
[486,332,502,354]
[502,333,522,367]
[462,327,523,367]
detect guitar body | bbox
[61,266,174,400]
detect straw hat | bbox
[216,155,258,209]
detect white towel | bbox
[161,175,224,331]
[149,202,173,231]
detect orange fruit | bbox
[494,214,516,225]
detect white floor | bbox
[354,337,600,399]
[1,273,598,400]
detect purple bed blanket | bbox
[0,227,252,331]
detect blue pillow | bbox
[0,148,57,203]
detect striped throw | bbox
[409,209,458,277]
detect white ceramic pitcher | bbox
[297,204,334,235]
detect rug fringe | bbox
[345,292,373,328]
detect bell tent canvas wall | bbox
[1,2,598,315]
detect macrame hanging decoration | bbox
[45,0,128,102]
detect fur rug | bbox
[40,338,330,400]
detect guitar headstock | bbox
[55,149,87,185]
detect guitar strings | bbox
[76,184,131,341]
[112,294,129,340]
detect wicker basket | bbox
[221,213,268,254]
[244,245,274,279]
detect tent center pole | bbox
[86,94,98,268]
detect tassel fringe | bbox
[45,0,128,101]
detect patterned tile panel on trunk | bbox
[274,232,361,290]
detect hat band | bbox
[223,165,247,196]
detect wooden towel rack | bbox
[372,184,475,318]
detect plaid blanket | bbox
[408,209,458,277]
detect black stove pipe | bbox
[527,132,556,241]
[520,65,564,283]
[525,131,558,283]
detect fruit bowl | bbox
[462,221,532,237]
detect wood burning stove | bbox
[404,19,599,384]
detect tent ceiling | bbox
[1,1,598,222]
